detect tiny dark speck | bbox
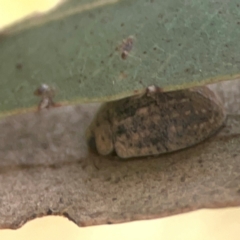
[16,63,22,69]
[185,68,189,73]
[143,51,147,54]
[112,197,117,201]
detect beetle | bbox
[86,86,225,159]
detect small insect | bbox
[86,86,226,159]
[34,84,60,111]
[119,36,134,59]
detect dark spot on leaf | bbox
[153,47,157,51]
[143,51,147,54]
[178,43,182,46]
[121,23,124,27]
[185,68,189,73]
[16,63,22,70]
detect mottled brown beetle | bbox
[86,86,225,159]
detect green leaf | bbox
[1,0,240,115]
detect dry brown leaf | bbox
[0,81,240,229]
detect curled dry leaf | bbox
[0,81,239,229]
